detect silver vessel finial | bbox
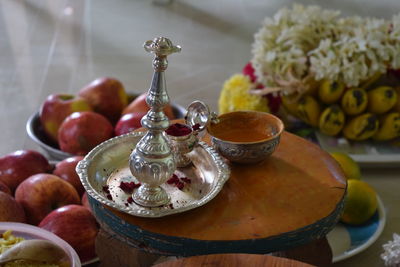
[129,37,181,207]
[144,37,181,72]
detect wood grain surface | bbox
[153,253,315,267]
[105,131,346,240]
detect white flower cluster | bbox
[381,233,400,266]
[251,4,400,95]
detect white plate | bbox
[315,132,400,168]
[327,195,386,263]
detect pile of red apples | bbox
[40,77,175,156]
[0,77,176,262]
[0,150,96,262]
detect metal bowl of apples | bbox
[26,83,186,161]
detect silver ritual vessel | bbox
[129,37,181,207]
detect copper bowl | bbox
[207,111,284,164]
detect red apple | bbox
[39,204,99,262]
[114,112,146,136]
[81,192,91,212]
[122,92,175,119]
[58,111,114,156]
[0,192,26,222]
[15,173,80,225]
[78,77,128,124]
[0,180,11,195]
[0,150,52,192]
[39,94,92,142]
[53,156,85,196]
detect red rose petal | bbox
[119,181,141,194]
[167,174,180,184]
[166,123,192,136]
[176,181,184,190]
[192,123,201,131]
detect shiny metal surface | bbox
[166,100,212,168]
[185,100,212,132]
[26,113,73,161]
[208,111,284,164]
[128,37,181,207]
[76,131,230,218]
[26,104,187,161]
[212,135,281,164]
[167,132,198,168]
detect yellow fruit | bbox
[340,180,378,225]
[343,113,379,141]
[296,95,321,127]
[360,72,383,90]
[318,80,345,104]
[319,105,346,136]
[392,87,400,112]
[373,112,400,141]
[330,152,361,180]
[341,88,368,115]
[367,86,398,114]
[281,94,299,116]
[303,76,321,97]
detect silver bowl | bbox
[26,113,73,161]
[26,99,186,161]
[207,111,284,164]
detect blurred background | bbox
[0,1,399,266]
[1,0,399,155]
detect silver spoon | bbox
[0,239,67,264]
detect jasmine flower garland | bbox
[251,4,400,96]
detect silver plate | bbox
[76,131,230,218]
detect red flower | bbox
[243,62,282,113]
[266,94,282,114]
[242,62,257,83]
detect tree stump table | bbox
[89,131,346,265]
[153,253,315,267]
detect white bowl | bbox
[0,222,81,267]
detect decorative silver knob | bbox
[129,37,181,207]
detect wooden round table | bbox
[153,253,315,267]
[89,131,346,257]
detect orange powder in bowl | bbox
[207,111,281,143]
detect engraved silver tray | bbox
[76,131,230,218]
